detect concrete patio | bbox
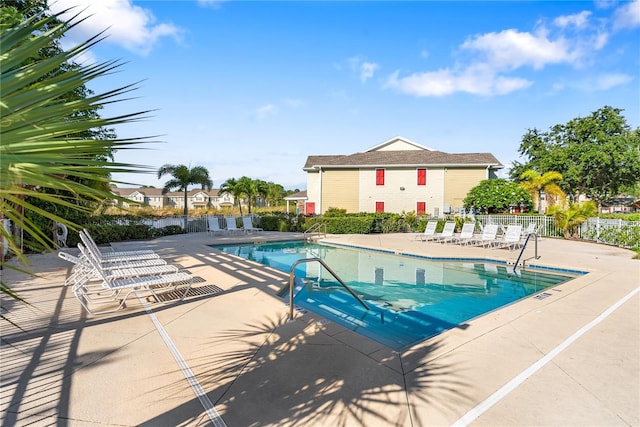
[1,231,638,426]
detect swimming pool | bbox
[212,241,581,350]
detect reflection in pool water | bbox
[212,241,581,350]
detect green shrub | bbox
[259,215,283,231]
[153,225,185,237]
[583,224,640,249]
[304,216,375,234]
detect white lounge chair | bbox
[465,224,500,247]
[72,245,194,315]
[60,247,179,287]
[225,216,244,233]
[59,248,169,287]
[492,224,524,250]
[415,220,438,241]
[208,216,227,235]
[443,222,476,244]
[432,221,456,243]
[242,216,263,232]
[80,229,160,263]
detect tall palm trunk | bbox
[183,188,189,230]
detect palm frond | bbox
[1,9,157,321]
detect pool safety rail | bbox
[284,257,370,321]
[304,223,327,241]
[513,232,541,273]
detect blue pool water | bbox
[212,241,580,350]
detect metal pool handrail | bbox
[304,223,326,241]
[513,233,540,273]
[285,257,370,321]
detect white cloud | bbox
[385,7,622,97]
[612,0,640,30]
[461,28,578,70]
[346,56,379,83]
[255,104,278,121]
[591,72,634,90]
[49,0,183,55]
[385,65,531,97]
[553,11,592,30]
[360,61,379,83]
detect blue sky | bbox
[51,0,640,190]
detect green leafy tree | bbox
[510,106,640,205]
[463,179,533,214]
[158,164,213,227]
[220,177,246,215]
[264,182,285,207]
[548,201,598,239]
[518,170,566,213]
[1,9,153,320]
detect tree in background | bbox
[1,8,153,320]
[510,106,640,206]
[518,170,565,213]
[237,176,262,214]
[463,179,533,214]
[219,177,246,215]
[264,182,285,207]
[548,201,598,239]
[158,164,213,227]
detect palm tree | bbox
[1,10,153,321]
[548,201,597,239]
[158,164,213,228]
[519,170,566,213]
[219,177,245,215]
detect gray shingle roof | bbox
[303,150,503,170]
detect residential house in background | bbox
[112,187,235,210]
[303,136,503,216]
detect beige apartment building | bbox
[112,187,235,210]
[303,136,503,216]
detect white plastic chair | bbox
[443,222,476,244]
[465,224,500,247]
[493,224,524,250]
[433,221,456,242]
[415,220,438,241]
[225,216,244,233]
[242,216,263,232]
[207,217,227,235]
[80,229,160,263]
[69,244,193,315]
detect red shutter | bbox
[375,201,385,213]
[416,201,426,215]
[417,168,426,185]
[376,169,385,186]
[305,202,315,215]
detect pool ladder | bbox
[282,258,370,321]
[304,223,326,241]
[513,233,541,273]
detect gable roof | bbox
[304,150,503,170]
[284,190,308,201]
[304,136,503,171]
[361,136,435,152]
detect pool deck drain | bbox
[1,231,638,426]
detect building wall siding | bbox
[358,168,445,214]
[444,168,487,212]
[306,171,321,212]
[321,169,359,213]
